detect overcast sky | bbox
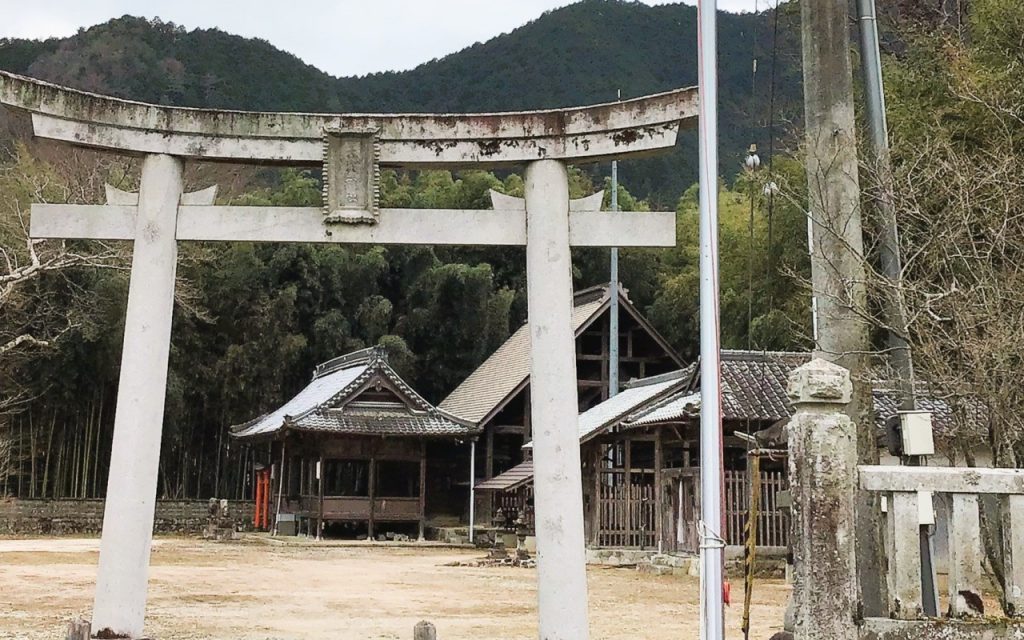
[2,0,759,77]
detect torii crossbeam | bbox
[0,70,697,640]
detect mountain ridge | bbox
[0,1,803,203]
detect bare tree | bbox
[0,144,125,497]
[0,148,121,356]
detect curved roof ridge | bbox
[621,366,691,390]
[313,346,383,379]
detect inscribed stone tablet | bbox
[323,128,380,224]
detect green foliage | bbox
[647,157,812,359]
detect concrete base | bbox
[586,549,665,566]
[860,618,1024,640]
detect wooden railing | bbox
[860,465,1024,623]
[596,482,656,548]
[495,489,534,531]
[724,470,790,548]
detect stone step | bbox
[649,553,697,569]
[636,554,700,577]
[637,563,676,576]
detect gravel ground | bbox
[0,536,789,639]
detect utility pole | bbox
[799,0,887,618]
[857,0,939,616]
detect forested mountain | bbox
[0,1,804,204]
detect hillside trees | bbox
[0,141,812,500]
[649,156,813,358]
[0,145,125,495]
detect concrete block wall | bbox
[0,498,254,535]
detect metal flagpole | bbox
[609,89,622,399]
[697,0,725,638]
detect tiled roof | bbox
[625,351,809,426]
[231,347,477,440]
[872,387,987,440]
[231,360,370,438]
[624,350,987,440]
[717,351,810,422]
[438,287,609,424]
[627,391,701,426]
[292,407,473,437]
[578,370,691,442]
[522,368,690,450]
[475,460,534,491]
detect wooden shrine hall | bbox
[439,284,686,522]
[478,350,804,554]
[231,347,478,539]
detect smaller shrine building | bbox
[231,347,478,540]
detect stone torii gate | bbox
[0,70,697,639]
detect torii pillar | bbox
[0,70,697,639]
[92,154,184,632]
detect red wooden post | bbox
[254,469,263,530]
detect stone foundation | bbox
[0,498,254,535]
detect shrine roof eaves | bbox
[0,70,698,167]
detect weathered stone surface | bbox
[31,204,677,248]
[859,617,1024,640]
[860,466,1024,495]
[1003,495,1024,617]
[787,358,853,406]
[0,70,698,166]
[0,498,254,535]
[526,159,590,640]
[323,128,380,224]
[788,360,859,640]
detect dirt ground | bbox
[0,536,789,639]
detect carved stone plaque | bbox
[322,128,380,224]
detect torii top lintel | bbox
[0,70,697,167]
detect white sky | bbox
[1,0,759,77]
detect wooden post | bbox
[368,456,377,540]
[592,445,602,547]
[413,620,437,640]
[483,430,495,479]
[654,430,664,551]
[254,468,263,530]
[317,453,325,540]
[419,440,427,541]
[481,429,494,527]
[948,493,982,617]
[271,441,286,536]
[523,392,532,444]
[624,439,633,547]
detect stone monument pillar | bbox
[787,358,859,640]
